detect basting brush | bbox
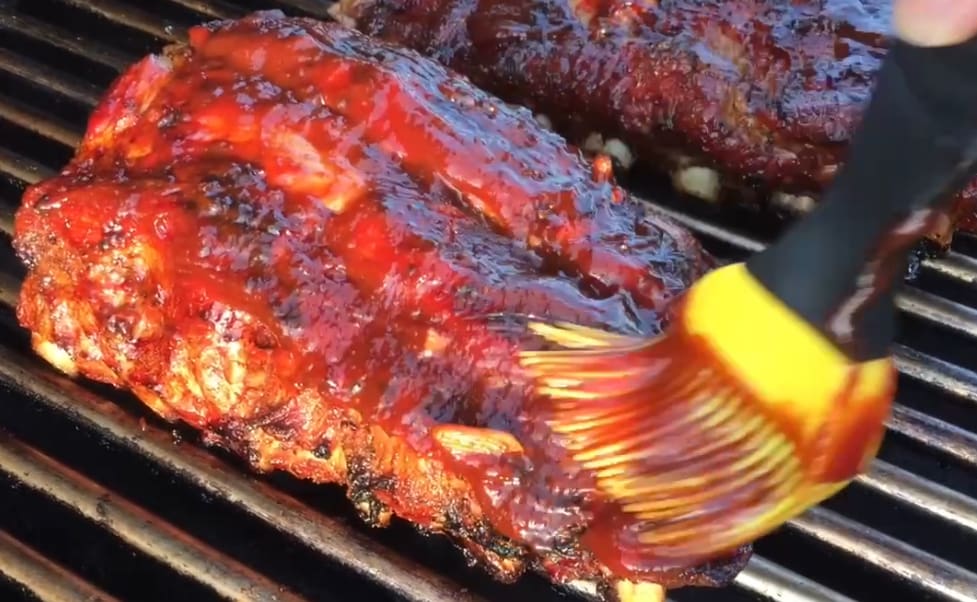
[519,36,977,564]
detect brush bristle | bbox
[519,321,821,561]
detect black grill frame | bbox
[1,1,977,601]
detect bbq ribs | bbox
[337,0,977,243]
[13,11,750,601]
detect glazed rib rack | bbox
[1,1,977,601]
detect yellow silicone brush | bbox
[520,35,977,564]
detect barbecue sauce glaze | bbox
[345,0,977,235]
[14,11,752,592]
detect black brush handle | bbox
[746,36,977,361]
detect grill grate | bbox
[1,1,977,601]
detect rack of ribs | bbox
[335,0,977,245]
[13,10,750,602]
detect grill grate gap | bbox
[913,270,977,309]
[0,578,39,602]
[0,391,401,602]
[0,233,25,281]
[897,316,977,375]
[752,530,934,602]
[0,52,98,122]
[822,485,977,575]
[0,469,222,602]
[0,25,122,87]
[19,0,172,55]
[0,119,74,171]
[952,233,977,256]
[623,172,794,242]
[0,175,27,208]
[877,434,977,500]
[669,587,757,602]
[895,376,977,445]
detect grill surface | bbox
[2,1,977,601]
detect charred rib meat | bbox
[337,0,977,242]
[13,11,749,601]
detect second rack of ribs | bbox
[12,10,748,599]
[339,0,977,240]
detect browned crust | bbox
[13,11,749,599]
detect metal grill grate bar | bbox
[896,287,977,340]
[889,405,977,467]
[166,0,241,20]
[0,529,121,602]
[0,94,79,148]
[859,461,977,535]
[0,431,307,602]
[893,345,977,407]
[791,508,977,602]
[0,12,130,72]
[922,251,977,284]
[46,0,181,42]
[0,147,53,189]
[0,48,100,108]
[733,557,856,602]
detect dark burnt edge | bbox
[185,404,539,581]
[5,237,750,597]
[0,328,488,602]
[191,396,747,594]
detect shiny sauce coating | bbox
[14,11,747,591]
[345,0,977,234]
